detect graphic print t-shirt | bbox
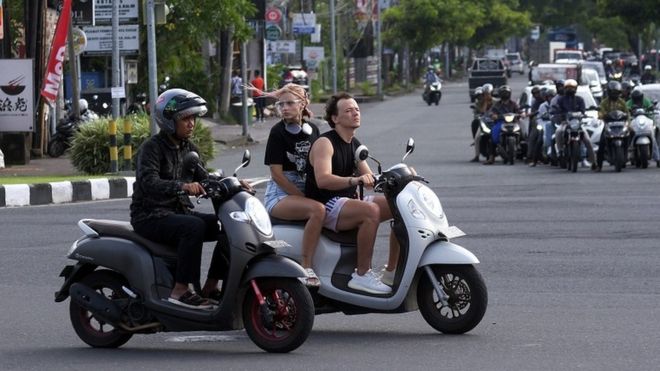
[264,120,320,178]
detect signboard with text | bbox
[292,13,315,34]
[82,24,139,55]
[0,59,34,132]
[94,0,139,24]
[267,40,297,54]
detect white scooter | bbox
[629,107,657,169]
[273,139,487,334]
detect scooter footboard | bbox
[418,241,480,266]
[241,255,307,284]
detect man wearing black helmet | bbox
[486,85,520,164]
[130,89,227,310]
[595,81,630,171]
[551,79,596,169]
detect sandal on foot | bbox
[201,289,223,305]
[167,291,213,310]
[301,268,320,287]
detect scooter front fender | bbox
[241,254,307,284]
[418,241,480,266]
[636,136,651,145]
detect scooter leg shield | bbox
[418,241,480,266]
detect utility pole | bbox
[329,0,337,93]
[111,0,120,119]
[376,0,382,99]
[146,0,158,135]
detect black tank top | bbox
[305,130,361,204]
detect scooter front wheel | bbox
[417,264,487,334]
[69,270,133,348]
[47,137,68,158]
[243,278,314,353]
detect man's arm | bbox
[310,137,361,190]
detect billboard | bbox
[0,59,34,132]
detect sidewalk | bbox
[0,102,328,207]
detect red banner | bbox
[41,0,72,105]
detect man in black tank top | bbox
[305,93,399,295]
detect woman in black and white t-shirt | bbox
[262,83,324,284]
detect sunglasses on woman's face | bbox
[276,99,301,107]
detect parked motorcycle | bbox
[423,81,442,106]
[48,99,99,158]
[497,113,522,165]
[629,108,656,169]
[600,110,630,172]
[54,151,315,353]
[272,139,488,334]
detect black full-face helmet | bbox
[607,81,622,100]
[498,85,512,100]
[155,89,207,135]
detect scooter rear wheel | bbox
[69,270,133,348]
[243,278,314,353]
[417,264,487,334]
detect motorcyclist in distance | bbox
[551,79,596,169]
[485,85,520,165]
[604,59,615,80]
[470,87,484,162]
[640,65,656,84]
[621,81,634,101]
[595,81,630,172]
[627,88,654,112]
[424,65,440,95]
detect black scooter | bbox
[54,151,314,353]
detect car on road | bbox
[506,52,525,75]
[580,68,604,102]
[468,58,508,102]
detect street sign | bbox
[265,7,281,23]
[292,13,315,35]
[267,40,296,54]
[71,27,87,56]
[82,24,139,55]
[94,0,139,25]
[0,59,34,132]
[72,0,95,26]
[265,24,281,41]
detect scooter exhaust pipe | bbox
[69,283,122,325]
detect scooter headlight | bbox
[232,197,273,236]
[418,184,444,219]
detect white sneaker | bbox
[379,266,395,286]
[348,269,392,294]
[581,159,591,168]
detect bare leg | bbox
[270,196,325,268]
[372,196,399,271]
[335,199,380,275]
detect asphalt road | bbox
[2,74,660,370]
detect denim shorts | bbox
[263,171,306,213]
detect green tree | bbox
[134,0,256,115]
[468,0,532,50]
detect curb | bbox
[0,177,136,208]
[0,176,269,208]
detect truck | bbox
[529,63,580,84]
[468,58,508,102]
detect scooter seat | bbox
[270,216,358,245]
[82,219,178,259]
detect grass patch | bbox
[0,175,122,185]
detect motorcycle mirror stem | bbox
[403,138,415,162]
[233,149,251,177]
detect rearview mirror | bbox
[403,138,415,161]
[355,145,369,162]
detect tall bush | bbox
[70,114,215,174]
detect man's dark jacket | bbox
[130,131,207,226]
